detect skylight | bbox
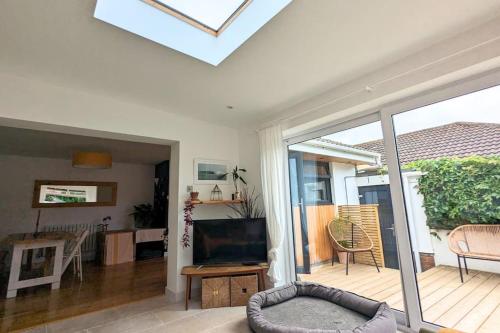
[144,0,250,36]
[94,0,292,65]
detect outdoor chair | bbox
[327,219,380,275]
[62,229,89,282]
[448,224,500,282]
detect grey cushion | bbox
[247,282,397,333]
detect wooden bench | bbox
[448,224,500,282]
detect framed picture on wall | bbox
[194,159,232,185]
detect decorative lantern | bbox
[210,185,223,201]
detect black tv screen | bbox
[193,218,267,265]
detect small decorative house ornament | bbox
[210,185,223,201]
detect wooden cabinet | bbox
[97,230,134,266]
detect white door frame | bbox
[283,112,411,326]
[281,68,500,332]
[379,68,500,332]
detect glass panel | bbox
[304,178,330,204]
[157,0,246,30]
[303,160,330,177]
[288,121,406,312]
[392,85,500,332]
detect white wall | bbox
[279,18,500,137]
[237,129,262,194]
[356,173,500,274]
[401,172,434,273]
[356,174,390,188]
[331,162,359,205]
[0,73,262,301]
[0,154,155,240]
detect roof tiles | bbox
[355,122,500,165]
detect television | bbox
[193,218,267,265]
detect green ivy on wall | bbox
[405,156,500,230]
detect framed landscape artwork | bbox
[194,159,232,185]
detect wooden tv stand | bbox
[181,264,268,310]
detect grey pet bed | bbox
[247,282,396,333]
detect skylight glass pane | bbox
[157,0,246,30]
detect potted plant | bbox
[330,217,352,264]
[337,240,350,264]
[190,191,199,202]
[223,166,247,200]
[130,203,155,228]
[226,187,265,220]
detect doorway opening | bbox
[0,124,173,332]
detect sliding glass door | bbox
[285,77,500,332]
[389,84,500,332]
[287,120,406,320]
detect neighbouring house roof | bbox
[355,122,500,165]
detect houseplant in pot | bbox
[130,203,155,228]
[337,240,351,264]
[330,217,352,264]
[223,166,247,200]
[226,187,265,220]
[189,191,199,202]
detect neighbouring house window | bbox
[302,161,333,205]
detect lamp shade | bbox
[72,152,112,169]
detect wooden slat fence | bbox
[338,205,385,268]
[293,204,385,270]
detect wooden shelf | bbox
[186,200,243,205]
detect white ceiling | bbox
[1,0,500,128]
[0,126,171,165]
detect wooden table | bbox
[2,232,75,298]
[181,264,268,310]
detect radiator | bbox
[42,223,101,261]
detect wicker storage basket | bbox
[230,274,258,306]
[202,277,230,309]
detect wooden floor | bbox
[299,263,500,333]
[0,257,167,332]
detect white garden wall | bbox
[331,162,359,205]
[356,172,500,274]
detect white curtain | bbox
[258,124,287,285]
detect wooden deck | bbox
[299,263,500,333]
